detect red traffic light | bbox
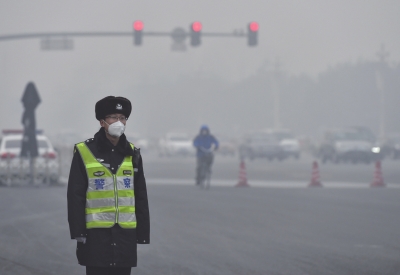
[191,22,202,32]
[133,20,144,31]
[249,22,259,32]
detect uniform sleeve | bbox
[134,154,150,244]
[67,147,88,239]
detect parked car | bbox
[0,130,60,185]
[239,131,283,161]
[267,129,301,159]
[316,127,381,164]
[158,132,195,157]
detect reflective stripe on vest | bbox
[76,142,136,229]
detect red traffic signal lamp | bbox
[248,22,258,46]
[190,21,202,46]
[133,20,143,45]
[192,22,202,32]
[133,21,144,31]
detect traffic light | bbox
[133,20,144,45]
[247,22,258,46]
[190,21,202,46]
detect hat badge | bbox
[116,104,122,110]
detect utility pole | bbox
[375,44,389,141]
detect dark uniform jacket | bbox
[67,127,150,267]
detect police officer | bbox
[67,96,150,275]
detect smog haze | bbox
[0,0,399,140]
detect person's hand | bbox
[200,147,213,153]
[76,237,86,244]
[210,144,216,152]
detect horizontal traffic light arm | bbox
[202,32,246,37]
[0,31,141,41]
[0,30,247,42]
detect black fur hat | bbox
[95,96,132,121]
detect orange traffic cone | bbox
[308,161,323,187]
[370,160,385,187]
[235,159,250,187]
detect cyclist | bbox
[193,125,219,186]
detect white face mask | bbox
[103,120,125,137]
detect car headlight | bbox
[371,147,380,153]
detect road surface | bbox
[1,151,399,274]
[0,182,400,274]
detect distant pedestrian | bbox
[67,96,150,275]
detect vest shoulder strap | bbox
[76,142,98,164]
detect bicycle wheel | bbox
[198,160,207,189]
[203,162,211,190]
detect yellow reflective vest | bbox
[76,142,136,229]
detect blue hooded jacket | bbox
[193,125,219,158]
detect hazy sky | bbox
[0,0,399,139]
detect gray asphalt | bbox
[1,183,400,275]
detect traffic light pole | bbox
[0,23,256,50]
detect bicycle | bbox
[197,147,214,190]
